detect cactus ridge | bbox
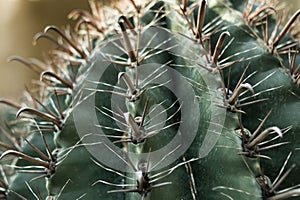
[0,0,300,199]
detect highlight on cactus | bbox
[0,0,299,199]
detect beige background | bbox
[0,0,299,100]
[0,0,89,100]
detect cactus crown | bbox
[0,0,300,199]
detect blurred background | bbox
[0,0,299,101]
[0,0,89,101]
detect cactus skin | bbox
[0,0,300,200]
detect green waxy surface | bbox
[0,0,299,199]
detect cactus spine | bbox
[0,0,300,199]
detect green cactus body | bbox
[0,0,299,200]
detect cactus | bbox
[0,0,300,199]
